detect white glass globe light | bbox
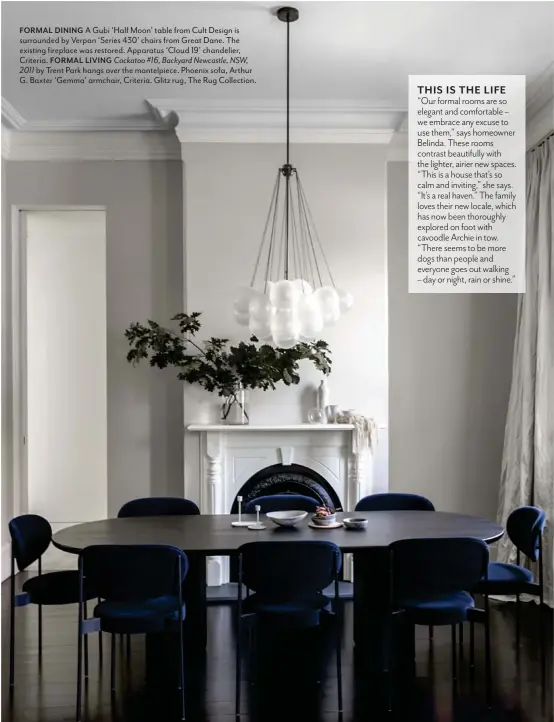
[321,305,341,326]
[233,286,262,315]
[293,278,313,296]
[272,335,298,349]
[271,309,301,348]
[337,288,354,313]
[249,315,273,340]
[248,293,273,320]
[313,286,340,310]
[269,279,301,310]
[298,297,324,339]
[313,286,341,327]
[234,309,250,326]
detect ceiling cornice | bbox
[2,99,26,130]
[3,130,181,161]
[148,99,403,144]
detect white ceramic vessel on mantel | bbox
[185,422,375,586]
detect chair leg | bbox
[38,605,43,660]
[428,625,434,642]
[126,634,131,658]
[235,616,242,717]
[84,600,89,680]
[484,593,492,708]
[516,594,521,654]
[336,612,343,714]
[10,557,16,689]
[110,634,116,693]
[451,625,457,681]
[76,603,83,721]
[179,623,185,721]
[469,620,475,671]
[539,588,545,681]
[459,622,464,656]
[38,556,43,661]
[97,599,103,662]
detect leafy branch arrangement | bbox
[125,312,331,398]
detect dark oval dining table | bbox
[53,510,503,673]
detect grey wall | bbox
[2,160,184,548]
[387,162,517,520]
[181,143,389,501]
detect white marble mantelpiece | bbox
[186,423,375,585]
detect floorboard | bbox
[3,573,552,721]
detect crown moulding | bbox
[146,99,403,144]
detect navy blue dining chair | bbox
[387,537,490,709]
[117,496,200,518]
[473,505,547,670]
[76,544,189,722]
[355,492,436,641]
[235,540,343,717]
[8,514,98,689]
[116,498,199,652]
[355,492,435,512]
[244,493,319,514]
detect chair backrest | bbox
[389,537,489,603]
[356,493,435,512]
[9,514,52,571]
[80,545,188,601]
[117,497,200,518]
[507,506,546,561]
[244,494,319,514]
[238,541,341,599]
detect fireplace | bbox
[230,463,342,513]
[186,423,376,585]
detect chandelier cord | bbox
[283,15,291,280]
[250,170,280,288]
[297,174,336,288]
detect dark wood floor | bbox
[3,573,552,722]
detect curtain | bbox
[496,135,553,607]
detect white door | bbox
[23,210,107,568]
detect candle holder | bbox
[248,504,266,530]
[231,495,251,527]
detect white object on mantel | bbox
[186,423,378,586]
[317,380,330,420]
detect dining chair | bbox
[355,492,435,512]
[387,537,490,710]
[76,544,189,722]
[116,497,199,652]
[244,493,319,514]
[354,492,437,641]
[472,505,547,672]
[235,540,343,717]
[117,497,200,517]
[8,514,98,689]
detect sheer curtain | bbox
[496,135,553,606]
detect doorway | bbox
[19,209,108,569]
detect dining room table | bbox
[53,510,504,678]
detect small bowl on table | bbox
[266,510,308,528]
[311,512,337,527]
[343,517,368,531]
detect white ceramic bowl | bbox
[311,513,337,526]
[343,517,368,530]
[266,510,308,527]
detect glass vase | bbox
[221,386,249,425]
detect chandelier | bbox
[233,6,353,348]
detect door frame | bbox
[10,205,106,523]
